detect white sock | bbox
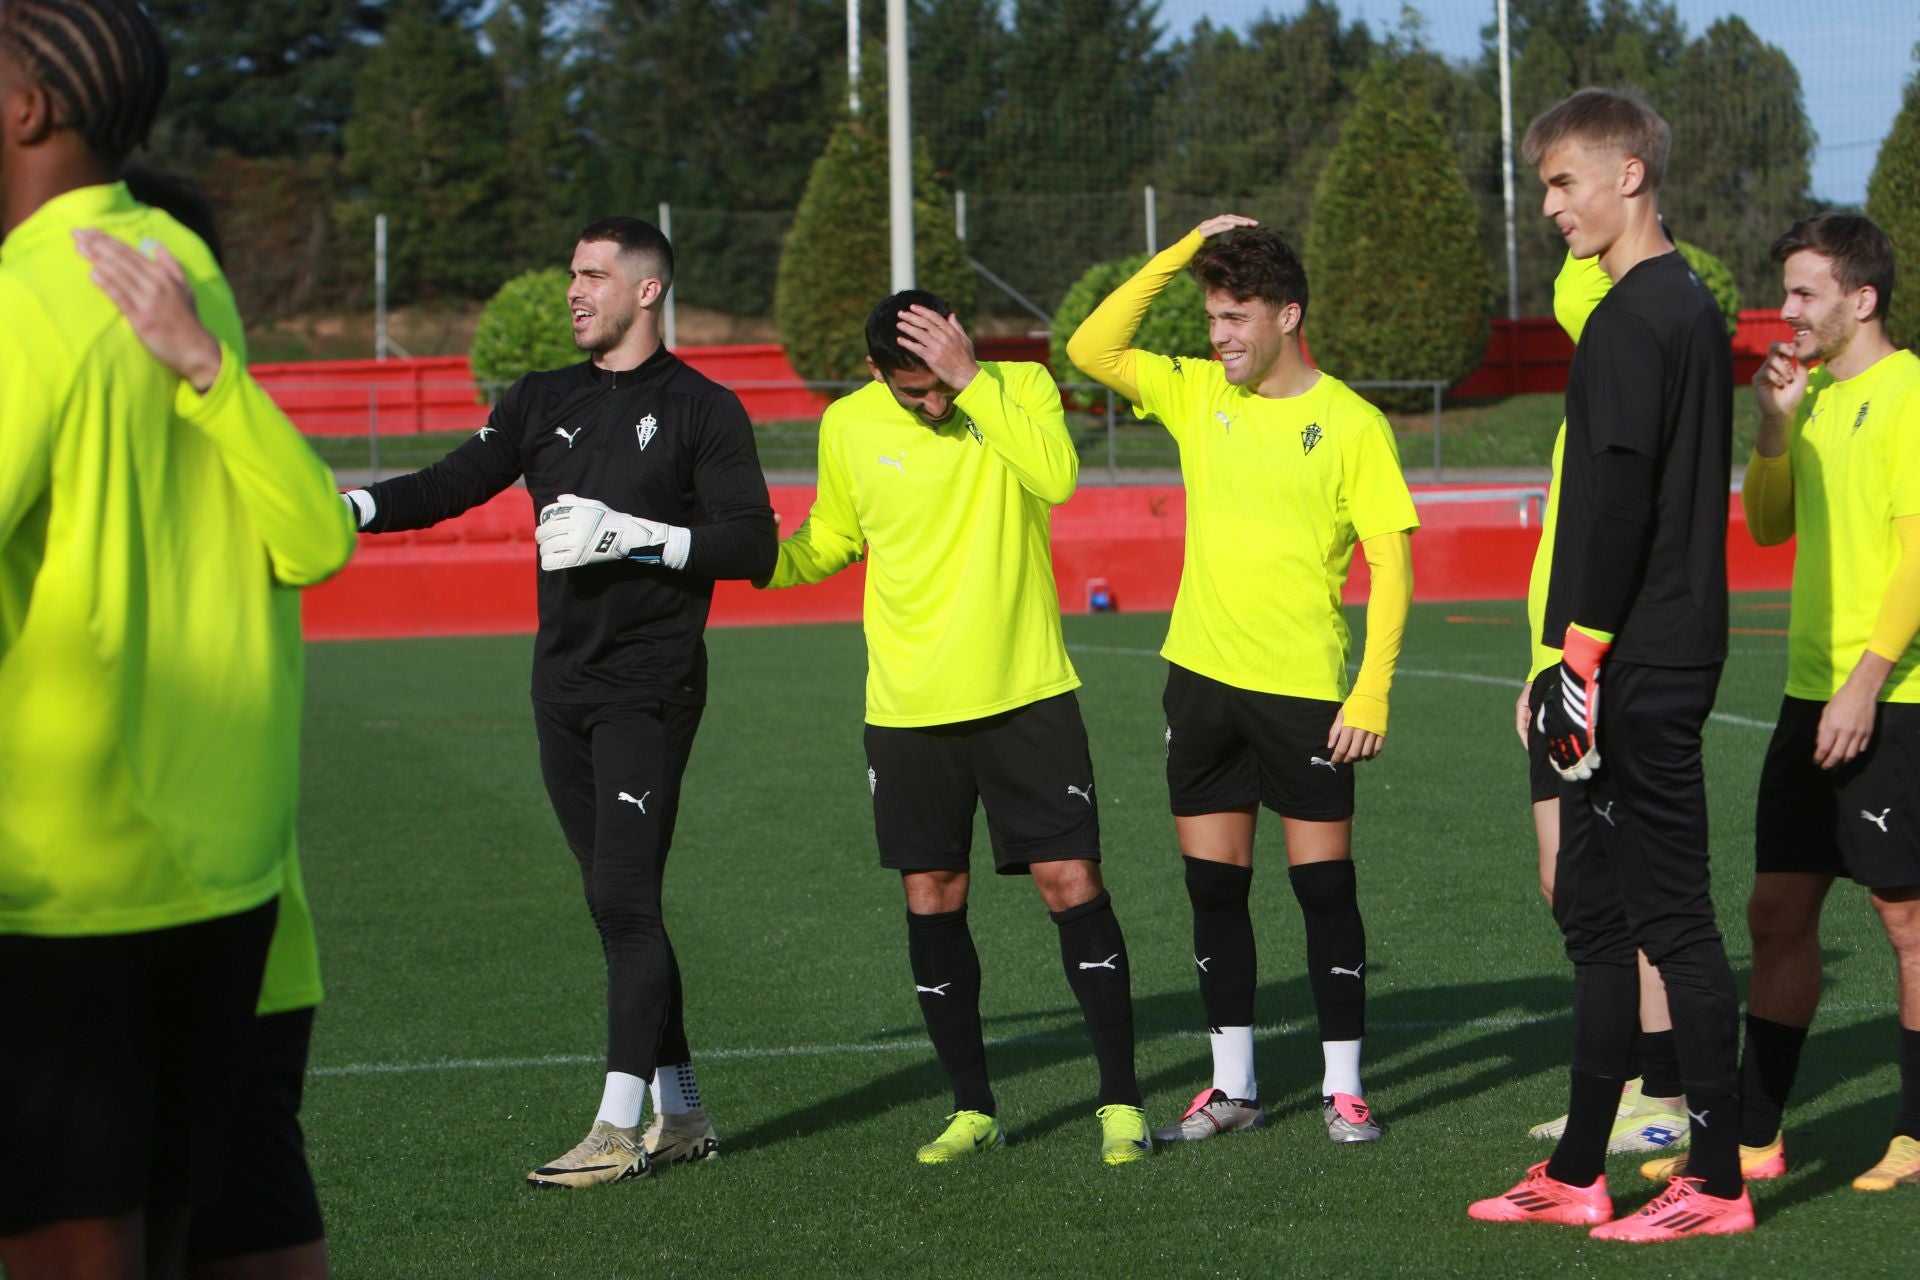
[595,1071,647,1128]
[1209,1027,1257,1101]
[650,1061,703,1115]
[1321,1039,1363,1098]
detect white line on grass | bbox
[1066,647,1773,732]
[310,1014,1556,1079]
[312,998,1893,1080]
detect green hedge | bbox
[775,123,974,387]
[1050,254,1211,408]
[469,267,577,397]
[1867,59,1920,352]
[1305,73,1490,410]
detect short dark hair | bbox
[122,163,222,266]
[865,289,953,376]
[1522,87,1670,191]
[1190,228,1309,319]
[0,0,168,166]
[1770,212,1896,320]
[576,215,674,292]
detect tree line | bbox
[141,0,1853,331]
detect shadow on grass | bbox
[725,970,1580,1154]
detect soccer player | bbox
[1640,213,1920,1196]
[759,290,1152,1166]
[343,217,777,1187]
[1470,88,1751,1241]
[1520,251,1689,1157]
[85,168,334,1279]
[0,3,356,1275]
[1066,217,1417,1145]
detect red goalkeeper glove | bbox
[1538,625,1613,781]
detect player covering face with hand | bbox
[758,291,1153,1167]
[1067,216,1417,1147]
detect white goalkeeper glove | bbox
[536,494,688,570]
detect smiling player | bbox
[1067,216,1417,1146]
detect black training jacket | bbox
[363,347,777,705]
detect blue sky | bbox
[1154,0,1919,204]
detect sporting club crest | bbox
[637,414,659,450]
[1301,422,1323,455]
[1853,402,1871,433]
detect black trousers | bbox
[533,697,703,1081]
[1552,661,1740,1097]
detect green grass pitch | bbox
[299,596,1916,1277]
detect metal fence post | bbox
[1431,381,1443,481]
[1105,388,1118,483]
[368,386,381,481]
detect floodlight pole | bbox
[1144,184,1158,254]
[886,0,914,291]
[659,200,677,351]
[847,0,860,117]
[1498,0,1520,321]
[374,213,389,361]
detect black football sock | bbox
[1546,1070,1626,1188]
[1738,1014,1808,1147]
[906,906,993,1115]
[1290,861,1366,1042]
[1639,1029,1683,1099]
[1682,1090,1744,1198]
[1053,891,1142,1109]
[1184,857,1256,1028]
[1897,1026,1920,1140]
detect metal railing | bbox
[301,376,1463,485]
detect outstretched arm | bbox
[1064,214,1256,405]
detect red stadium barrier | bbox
[301,483,1796,641]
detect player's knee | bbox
[1287,859,1356,916]
[1870,890,1920,955]
[1032,858,1102,913]
[1748,877,1822,950]
[1185,855,1252,911]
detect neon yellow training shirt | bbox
[0,182,355,942]
[1065,232,1419,712]
[1748,350,1920,702]
[1527,252,1615,679]
[765,362,1081,727]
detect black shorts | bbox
[1755,697,1920,889]
[186,1007,325,1263]
[0,901,277,1237]
[864,692,1100,874]
[1528,670,1560,805]
[1162,663,1354,821]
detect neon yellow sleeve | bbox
[1742,447,1794,547]
[0,287,56,549]
[1342,530,1413,735]
[175,341,356,587]
[953,362,1077,505]
[1063,230,1205,406]
[765,413,864,588]
[1866,514,1920,663]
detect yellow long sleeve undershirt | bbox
[1742,447,1794,546]
[1867,514,1920,664]
[1343,531,1412,736]
[1064,230,1206,404]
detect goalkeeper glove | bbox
[536,494,685,570]
[1537,624,1613,781]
